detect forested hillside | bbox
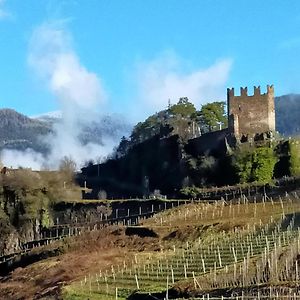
[0,109,131,155]
[0,109,51,153]
[275,94,300,136]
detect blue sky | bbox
[1,0,300,119]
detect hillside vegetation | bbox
[0,166,82,255]
[112,94,300,158]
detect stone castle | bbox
[81,84,278,199]
[227,85,275,139]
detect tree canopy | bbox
[115,98,228,157]
[169,97,196,117]
[198,101,227,133]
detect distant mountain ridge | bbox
[0,108,52,153]
[0,108,132,155]
[275,94,300,136]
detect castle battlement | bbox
[227,85,274,98]
[227,85,275,138]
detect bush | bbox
[233,146,278,184]
[180,186,201,199]
[289,139,300,176]
[251,147,278,183]
[41,208,53,228]
[233,148,253,183]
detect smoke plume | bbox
[2,21,118,170]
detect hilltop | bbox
[79,91,300,199]
[0,94,299,157]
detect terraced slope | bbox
[63,195,300,299]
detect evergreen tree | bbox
[198,101,227,132]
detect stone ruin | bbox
[227,85,275,142]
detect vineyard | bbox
[0,199,182,275]
[62,193,300,299]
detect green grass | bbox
[63,283,137,300]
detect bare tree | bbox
[59,156,77,185]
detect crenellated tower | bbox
[227,85,275,137]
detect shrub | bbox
[233,146,277,184]
[289,139,300,177]
[233,148,253,183]
[180,186,201,199]
[251,147,278,183]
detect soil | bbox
[0,226,161,300]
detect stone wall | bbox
[227,85,275,137]
[185,129,231,157]
[80,134,185,198]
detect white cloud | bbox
[133,52,232,115]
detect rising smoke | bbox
[1,21,118,170]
